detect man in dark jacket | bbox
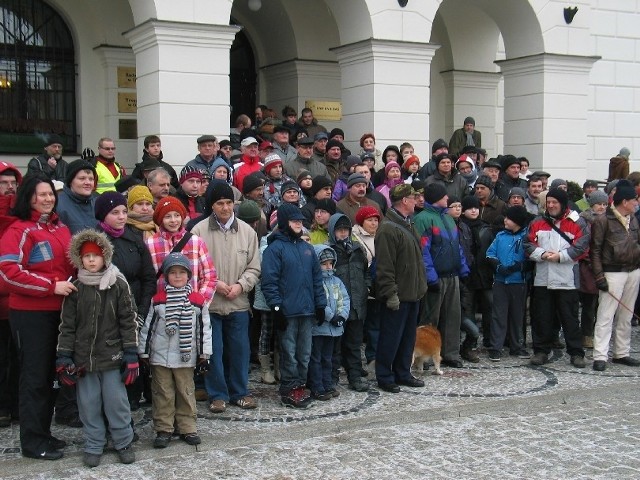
[130,135,179,189]
[26,134,69,182]
[175,166,206,222]
[374,184,428,393]
[496,155,528,201]
[449,117,481,157]
[327,213,369,392]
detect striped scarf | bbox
[164,283,194,362]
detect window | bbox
[0,0,76,153]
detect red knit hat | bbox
[153,196,187,226]
[403,155,420,171]
[355,206,381,226]
[80,241,103,257]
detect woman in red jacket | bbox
[0,174,75,460]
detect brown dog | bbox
[412,325,443,375]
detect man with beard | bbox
[130,135,179,189]
[94,137,126,194]
[27,134,69,182]
[525,188,589,368]
[354,163,387,214]
[285,137,330,180]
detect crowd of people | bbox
[0,107,638,468]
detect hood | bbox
[327,212,351,244]
[211,157,231,174]
[69,229,114,269]
[314,244,337,277]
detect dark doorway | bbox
[229,27,256,128]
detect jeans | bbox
[375,301,419,386]
[308,335,335,394]
[205,311,250,402]
[426,277,462,362]
[278,315,313,395]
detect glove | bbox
[505,262,524,275]
[386,294,400,311]
[595,275,609,292]
[330,315,346,328]
[194,357,210,376]
[273,307,287,331]
[428,281,440,294]
[315,308,326,325]
[55,355,78,387]
[496,265,510,276]
[120,348,140,386]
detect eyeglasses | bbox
[100,146,116,151]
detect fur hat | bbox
[355,206,381,226]
[587,190,609,207]
[505,206,529,228]
[162,252,193,280]
[127,185,153,210]
[237,200,262,223]
[153,196,187,226]
[94,191,127,222]
[69,229,114,269]
[65,159,96,188]
[424,184,448,205]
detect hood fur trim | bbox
[69,229,114,269]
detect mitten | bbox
[194,357,210,376]
[120,348,140,385]
[55,355,78,387]
[595,275,609,292]
[330,315,346,327]
[386,294,400,311]
[273,307,287,331]
[315,308,326,325]
[428,281,441,294]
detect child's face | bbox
[167,266,189,288]
[447,202,462,219]
[463,207,479,220]
[299,178,312,189]
[504,217,520,232]
[407,163,419,174]
[591,203,607,215]
[82,253,104,273]
[334,227,350,241]
[320,259,334,271]
[162,211,183,233]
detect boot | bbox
[259,354,276,385]
[273,351,281,381]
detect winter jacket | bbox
[261,230,326,317]
[486,227,529,284]
[285,155,330,181]
[336,195,382,226]
[374,208,428,303]
[174,188,207,223]
[131,150,179,189]
[26,153,68,182]
[590,206,640,275]
[191,214,261,315]
[352,224,376,266]
[332,177,349,202]
[263,175,294,210]
[460,217,495,290]
[272,142,298,164]
[424,170,470,201]
[479,194,507,227]
[56,186,98,234]
[233,155,263,193]
[328,214,368,322]
[495,175,528,203]
[312,244,350,337]
[418,204,470,284]
[252,235,270,312]
[525,209,589,289]
[96,224,156,318]
[138,290,212,367]
[184,154,226,181]
[0,210,74,311]
[449,128,481,157]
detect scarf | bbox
[99,221,125,238]
[612,206,631,232]
[465,132,475,147]
[77,264,120,290]
[164,283,194,362]
[127,211,156,231]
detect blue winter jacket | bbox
[312,244,350,337]
[261,230,326,317]
[486,227,529,284]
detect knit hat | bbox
[315,198,337,215]
[153,196,187,225]
[326,139,344,152]
[403,155,420,171]
[424,184,448,205]
[455,155,474,170]
[447,195,461,207]
[431,138,448,154]
[501,155,520,170]
[329,128,344,139]
[461,195,480,211]
[505,206,529,228]
[277,203,306,230]
[94,192,127,222]
[297,170,312,183]
[179,165,203,184]
[333,214,352,231]
[310,175,333,196]
[613,179,637,205]
[546,188,569,212]
[355,206,381,226]
[80,241,103,258]
[345,155,362,171]
[317,246,337,266]
[44,133,63,147]
[390,183,416,202]
[161,252,193,280]
[475,175,494,190]
[384,161,400,177]
[508,187,526,199]
[127,185,153,210]
[114,175,141,193]
[206,180,235,206]
[237,199,261,223]
[411,179,426,194]
[587,190,609,206]
[242,173,264,195]
[347,173,367,188]
[434,153,454,168]
[550,178,567,190]
[64,159,96,188]
[280,180,299,195]
[464,116,475,126]
[263,153,283,174]
[620,147,631,159]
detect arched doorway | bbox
[229,25,256,127]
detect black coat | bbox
[460,217,495,290]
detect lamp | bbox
[248,0,262,12]
[564,6,578,24]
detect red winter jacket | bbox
[233,155,263,193]
[0,210,73,311]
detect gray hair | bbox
[146,168,170,185]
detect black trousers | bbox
[531,288,584,357]
[0,320,19,418]
[332,317,365,384]
[10,310,60,454]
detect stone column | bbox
[125,20,240,168]
[332,39,439,163]
[496,53,598,180]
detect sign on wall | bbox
[305,100,342,121]
[118,92,137,113]
[117,67,137,88]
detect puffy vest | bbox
[95,160,123,194]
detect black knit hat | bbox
[94,191,127,222]
[461,195,480,211]
[505,206,529,228]
[613,179,637,205]
[65,159,97,188]
[424,183,448,205]
[44,134,63,147]
[329,128,344,139]
[280,180,299,195]
[475,175,494,190]
[114,175,141,193]
[431,138,448,154]
[242,173,264,195]
[310,175,333,196]
[206,180,234,206]
[314,198,337,215]
[546,188,569,212]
